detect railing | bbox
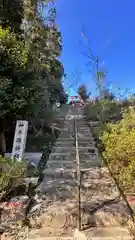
[73,104,135,231]
[74,114,81,230]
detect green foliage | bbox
[99,99,122,123]
[0,0,66,183]
[0,27,28,70]
[100,107,135,192]
[22,0,66,112]
[0,0,66,120]
[97,70,106,79]
[0,0,23,32]
[0,27,35,118]
[84,99,122,123]
[78,84,90,101]
[84,101,102,122]
[102,88,115,101]
[0,156,27,201]
[128,94,135,106]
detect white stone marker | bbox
[11,120,28,162]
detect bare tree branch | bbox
[81,29,107,97]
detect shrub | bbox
[84,99,122,123]
[100,107,135,193]
[84,101,102,122]
[0,156,27,201]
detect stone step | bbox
[47,160,75,166]
[76,121,88,124]
[78,136,93,140]
[55,139,94,145]
[79,147,98,154]
[78,130,90,134]
[56,137,74,142]
[41,176,115,191]
[77,130,91,133]
[47,160,101,169]
[79,152,99,158]
[77,123,88,126]
[55,142,74,147]
[43,171,74,179]
[52,145,96,150]
[78,141,95,146]
[77,121,87,123]
[47,157,101,164]
[60,135,74,138]
[49,153,71,161]
[57,136,94,142]
[42,172,101,184]
[52,146,75,153]
[46,162,74,170]
[26,228,131,240]
[61,127,74,130]
[27,237,73,240]
[77,125,88,128]
[42,172,101,182]
[43,167,100,175]
[54,117,65,120]
[60,125,70,129]
[40,177,76,189]
[77,137,94,141]
[76,124,88,127]
[78,133,91,137]
[89,121,100,125]
[60,132,74,136]
[49,152,99,161]
[52,146,97,154]
[50,150,98,156]
[61,127,74,131]
[39,174,108,189]
[50,152,71,156]
[78,126,89,130]
[84,227,131,240]
[78,128,91,131]
[78,127,90,131]
[76,120,87,123]
[43,168,75,174]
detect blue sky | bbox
[56,0,135,97]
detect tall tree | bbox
[78,84,90,101]
[102,88,115,101]
[0,0,66,154]
[81,31,107,98]
[23,0,66,105]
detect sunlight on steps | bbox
[27,106,133,240]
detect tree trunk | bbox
[0,119,6,157]
[0,132,6,157]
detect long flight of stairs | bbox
[27,105,132,240]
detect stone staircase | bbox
[27,106,132,240]
[27,227,132,240]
